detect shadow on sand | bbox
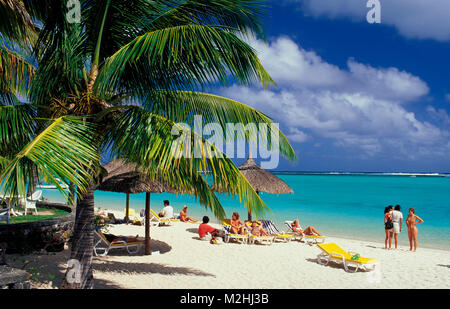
[93,259,215,278]
[185,228,199,234]
[98,239,172,256]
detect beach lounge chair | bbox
[316,243,379,273]
[108,213,125,224]
[93,229,144,256]
[0,209,8,224]
[284,220,328,244]
[23,190,42,215]
[124,208,141,223]
[260,220,293,242]
[244,221,275,245]
[148,209,180,226]
[222,220,249,244]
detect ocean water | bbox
[42,173,450,251]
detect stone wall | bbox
[0,265,31,289]
[0,202,74,254]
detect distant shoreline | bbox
[274,171,450,177]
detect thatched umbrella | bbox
[97,159,181,255]
[214,157,293,221]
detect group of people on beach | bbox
[197,211,322,244]
[384,204,424,252]
[158,200,197,223]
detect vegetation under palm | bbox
[0,0,296,289]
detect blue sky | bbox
[216,0,450,173]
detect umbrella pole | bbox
[248,191,259,221]
[145,192,151,255]
[125,193,130,224]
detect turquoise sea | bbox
[42,173,450,251]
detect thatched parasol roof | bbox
[214,158,293,194]
[97,159,181,194]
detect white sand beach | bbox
[8,208,450,289]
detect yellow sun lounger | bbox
[316,243,379,273]
[245,221,274,245]
[260,220,293,242]
[222,220,249,244]
[285,220,328,244]
[93,229,144,256]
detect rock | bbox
[0,265,30,289]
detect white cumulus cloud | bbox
[288,0,450,41]
[218,36,450,160]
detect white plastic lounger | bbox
[222,220,249,244]
[93,229,144,256]
[284,220,328,244]
[244,221,274,245]
[148,209,180,226]
[23,190,42,215]
[260,220,293,242]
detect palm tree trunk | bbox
[61,187,95,289]
[26,167,37,197]
[145,192,151,255]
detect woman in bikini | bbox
[291,219,322,236]
[406,208,424,252]
[384,206,394,249]
[179,205,197,223]
[230,212,246,234]
[250,221,269,236]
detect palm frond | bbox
[104,107,271,219]
[0,0,35,44]
[137,90,296,160]
[0,117,99,204]
[0,44,36,96]
[95,24,273,95]
[0,103,36,157]
[144,0,266,39]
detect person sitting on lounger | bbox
[230,212,247,235]
[159,200,174,218]
[291,219,322,236]
[250,221,269,236]
[199,216,221,243]
[180,205,197,223]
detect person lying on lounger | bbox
[250,221,269,236]
[291,219,322,236]
[103,233,144,243]
[179,205,197,223]
[230,212,247,235]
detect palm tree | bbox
[0,0,296,289]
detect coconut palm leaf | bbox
[95,23,273,95]
[0,116,99,204]
[0,0,34,44]
[143,0,266,38]
[0,44,36,96]
[104,107,271,219]
[0,103,36,157]
[29,27,88,108]
[137,90,296,160]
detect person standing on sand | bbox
[390,205,403,249]
[384,206,394,249]
[406,208,424,252]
